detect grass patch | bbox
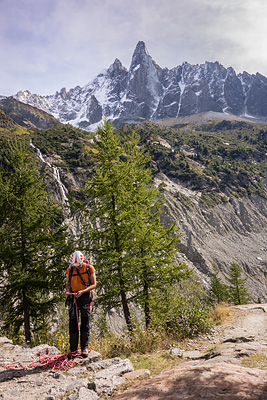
[242,352,267,369]
[129,351,183,375]
[88,328,179,359]
[209,304,230,325]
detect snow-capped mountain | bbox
[13,41,267,130]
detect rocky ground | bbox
[1,304,267,399]
[113,304,267,400]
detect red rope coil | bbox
[0,347,91,371]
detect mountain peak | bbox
[130,41,155,72]
[110,58,125,71]
[107,58,127,79]
[134,41,149,56]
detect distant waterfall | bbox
[30,139,68,204]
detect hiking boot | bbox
[81,348,88,358]
[67,351,77,359]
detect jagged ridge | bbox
[12,41,267,131]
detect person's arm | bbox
[76,272,96,298]
[65,281,71,295]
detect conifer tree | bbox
[0,139,70,342]
[226,262,251,305]
[130,205,189,328]
[80,120,137,331]
[208,264,229,304]
[80,120,187,331]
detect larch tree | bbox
[0,139,71,342]
[79,119,188,331]
[131,214,189,328]
[208,264,229,304]
[226,262,251,305]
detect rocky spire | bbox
[107,58,127,78]
[125,41,162,117]
[130,41,152,71]
[111,58,125,71]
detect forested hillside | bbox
[1,107,267,344]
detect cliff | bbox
[158,171,267,301]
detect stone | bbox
[94,359,134,379]
[68,366,87,376]
[31,344,61,355]
[65,378,89,392]
[124,369,151,382]
[87,357,122,372]
[48,387,61,395]
[83,350,102,364]
[76,387,99,400]
[182,350,205,360]
[170,348,184,357]
[94,375,125,395]
[0,337,13,345]
[68,394,79,400]
[94,359,134,395]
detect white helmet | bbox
[72,251,84,266]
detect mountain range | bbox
[7,41,267,131]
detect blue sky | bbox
[1,0,267,96]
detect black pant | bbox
[68,292,91,352]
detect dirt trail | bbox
[226,304,267,340]
[112,304,267,400]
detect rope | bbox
[0,347,91,372]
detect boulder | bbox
[94,358,134,395]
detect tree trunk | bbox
[144,281,151,328]
[21,219,31,342]
[111,193,133,332]
[23,291,31,342]
[142,256,151,329]
[120,287,133,333]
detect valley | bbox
[0,110,265,301]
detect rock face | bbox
[155,173,267,302]
[113,363,267,400]
[13,41,267,130]
[0,97,59,129]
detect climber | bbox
[65,250,96,358]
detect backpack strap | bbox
[68,263,92,290]
[76,266,89,287]
[68,264,73,288]
[85,263,92,285]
